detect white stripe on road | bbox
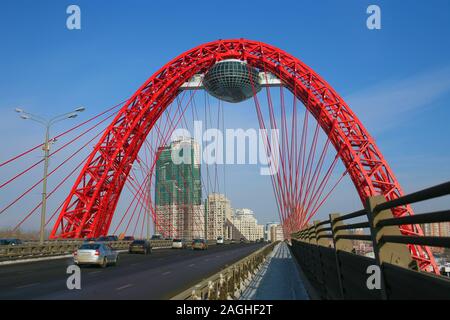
[15,282,40,289]
[188,264,195,267]
[162,271,171,276]
[116,284,133,291]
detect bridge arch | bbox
[50,39,434,270]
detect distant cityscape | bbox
[153,137,284,242]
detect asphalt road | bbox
[0,243,265,300]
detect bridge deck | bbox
[240,242,309,300]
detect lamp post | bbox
[15,107,85,244]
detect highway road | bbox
[0,242,265,300]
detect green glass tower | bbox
[155,139,201,206]
[155,138,203,239]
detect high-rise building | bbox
[205,193,232,240]
[269,224,284,242]
[422,222,450,253]
[264,223,278,242]
[155,138,204,240]
[231,208,264,241]
[423,222,450,238]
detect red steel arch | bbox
[50,39,435,271]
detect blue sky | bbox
[0,0,450,230]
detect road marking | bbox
[15,282,40,289]
[162,271,171,276]
[131,263,141,266]
[188,263,195,267]
[116,284,133,291]
[89,271,102,275]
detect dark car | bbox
[84,237,97,243]
[151,234,163,240]
[96,236,108,242]
[0,239,22,246]
[192,239,208,250]
[106,235,118,241]
[123,236,135,241]
[129,240,152,254]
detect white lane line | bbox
[15,282,40,289]
[116,284,133,291]
[89,271,102,275]
[162,271,171,276]
[188,264,195,267]
[0,255,72,266]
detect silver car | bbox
[74,243,119,268]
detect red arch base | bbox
[50,39,436,272]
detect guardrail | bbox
[171,241,278,300]
[290,181,450,299]
[0,240,173,261]
[0,239,245,262]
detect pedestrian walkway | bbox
[240,242,309,300]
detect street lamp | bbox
[15,107,85,244]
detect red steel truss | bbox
[49,39,437,272]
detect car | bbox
[74,243,119,268]
[192,239,208,250]
[151,234,163,240]
[240,238,247,243]
[96,236,108,242]
[83,237,97,243]
[172,239,187,249]
[0,238,22,246]
[129,240,152,254]
[216,236,224,245]
[123,236,135,241]
[106,235,118,241]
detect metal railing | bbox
[171,241,278,300]
[290,181,450,299]
[0,240,173,261]
[0,239,243,262]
